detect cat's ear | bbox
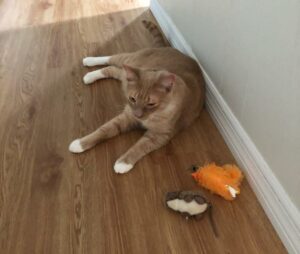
[158,72,175,93]
[123,65,139,81]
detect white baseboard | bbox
[150,0,300,253]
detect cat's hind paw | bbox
[83,56,110,66]
[83,57,96,66]
[69,139,84,153]
[114,161,133,174]
[83,70,104,84]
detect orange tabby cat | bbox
[69,21,205,174]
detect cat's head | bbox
[122,65,175,119]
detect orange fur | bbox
[72,20,205,173]
[192,163,243,201]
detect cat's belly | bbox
[139,114,175,133]
[140,118,155,130]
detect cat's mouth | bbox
[132,109,144,119]
[133,113,145,120]
[132,111,149,121]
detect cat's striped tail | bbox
[142,20,166,47]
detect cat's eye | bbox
[129,96,136,103]
[147,103,156,108]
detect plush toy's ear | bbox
[123,65,139,81]
[158,72,176,92]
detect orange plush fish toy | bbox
[192,163,243,201]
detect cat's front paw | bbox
[69,139,84,153]
[114,160,133,174]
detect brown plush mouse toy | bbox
[165,191,218,237]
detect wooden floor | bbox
[0,1,287,253]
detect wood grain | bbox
[0,0,287,253]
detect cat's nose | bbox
[133,109,143,118]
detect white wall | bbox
[157,0,300,209]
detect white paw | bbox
[83,72,94,84]
[114,161,133,174]
[83,57,96,66]
[83,56,110,66]
[83,70,103,84]
[69,139,84,153]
